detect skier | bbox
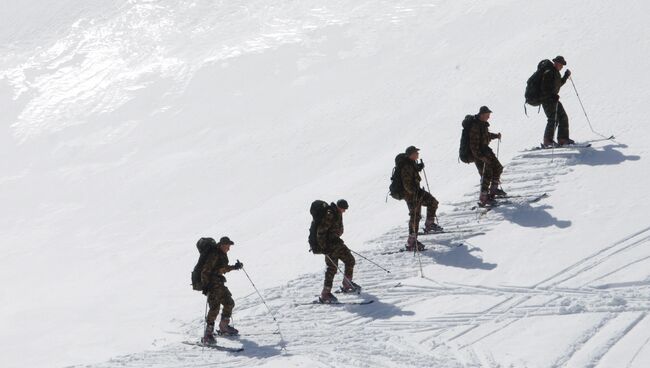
[467,106,506,206]
[400,145,442,250]
[539,56,574,147]
[200,236,243,344]
[318,199,359,303]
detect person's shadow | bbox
[423,244,497,270]
[566,143,641,166]
[336,290,415,320]
[494,201,571,229]
[237,337,287,358]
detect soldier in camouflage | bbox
[200,236,243,344]
[540,56,574,147]
[401,146,442,251]
[468,106,505,206]
[318,199,358,303]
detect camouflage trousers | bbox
[324,244,355,288]
[206,284,234,324]
[542,100,570,141]
[405,190,439,235]
[475,155,503,193]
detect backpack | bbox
[525,59,554,106]
[458,115,475,163]
[191,237,217,291]
[308,200,330,254]
[388,153,408,200]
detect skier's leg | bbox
[323,253,338,289]
[556,102,572,144]
[422,191,441,231]
[218,287,238,335]
[542,102,558,145]
[206,287,222,326]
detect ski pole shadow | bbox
[494,202,571,229]
[565,143,641,166]
[236,337,286,358]
[423,244,497,271]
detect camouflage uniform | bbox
[317,203,355,288]
[401,159,438,235]
[469,115,503,193]
[201,249,235,325]
[540,67,570,142]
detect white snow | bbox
[1,0,649,367]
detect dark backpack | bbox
[459,115,475,163]
[308,200,330,254]
[388,153,408,200]
[191,237,217,291]
[525,59,554,106]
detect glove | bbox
[551,94,560,102]
[202,284,211,295]
[497,132,502,140]
[416,161,424,171]
[563,69,571,79]
[232,260,243,270]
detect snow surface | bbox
[1,0,649,367]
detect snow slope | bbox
[1,0,649,367]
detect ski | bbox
[334,288,362,295]
[418,229,474,235]
[306,299,374,305]
[471,193,548,211]
[526,143,592,151]
[182,341,244,352]
[219,331,279,337]
[380,247,427,255]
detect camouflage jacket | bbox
[317,203,344,250]
[469,115,499,162]
[400,159,422,197]
[540,67,568,102]
[201,248,232,286]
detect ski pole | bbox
[240,263,287,348]
[496,138,501,159]
[348,249,391,273]
[569,76,611,140]
[414,192,424,278]
[551,101,559,162]
[202,298,209,351]
[421,160,431,193]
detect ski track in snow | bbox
[79,144,650,367]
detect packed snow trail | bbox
[77,141,650,368]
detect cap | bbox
[405,145,420,155]
[552,55,567,65]
[478,106,493,114]
[218,236,234,246]
[336,199,349,209]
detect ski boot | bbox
[319,287,338,303]
[489,182,507,198]
[218,318,239,336]
[423,219,443,233]
[405,235,426,251]
[201,323,217,345]
[558,138,575,146]
[478,191,494,207]
[341,279,361,294]
[542,139,559,149]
